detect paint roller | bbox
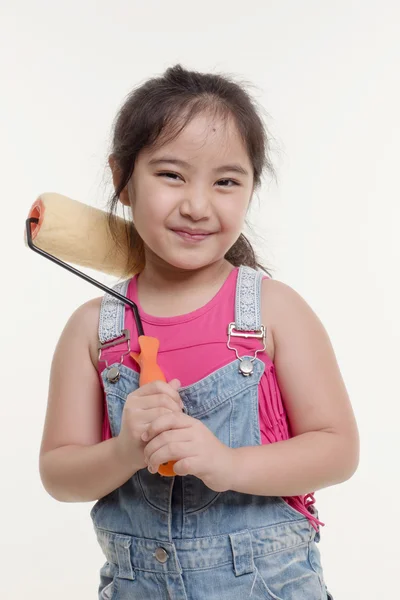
[25,192,176,477]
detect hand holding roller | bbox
[131,337,177,477]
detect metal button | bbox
[107,366,120,383]
[154,547,169,563]
[239,359,254,376]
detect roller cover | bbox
[25,193,134,277]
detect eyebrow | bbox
[148,157,249,177]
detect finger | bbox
[140,407,176,424]
[147,442,193,474]
[131,380,182,405]
[171,457,195,477]
[168,378,181,390]
[129,393,184,412]
[141,412,191,442]
[143,428,193,463]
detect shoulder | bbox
[261,277,316,317]
[67,296,102,329]
[61,296,103,368]
[261,278,325,362]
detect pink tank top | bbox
[98,266,322,529]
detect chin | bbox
[150,247,219,272]
[164,256,213,271]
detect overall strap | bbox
[228,265,266,374]
[98,279,130,344]
[235,265,264,331]
[97,265,265,347]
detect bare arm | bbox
[39,299,140,503]
[230,279,360,497]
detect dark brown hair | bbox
[107,64,275,276]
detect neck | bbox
[138,258,234,295]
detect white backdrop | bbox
[1,1,399,598]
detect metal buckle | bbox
[227,322,267,375]
[227,322,266,340]
[98,329,131,369]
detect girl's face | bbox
[119,113,254,272]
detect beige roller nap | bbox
[25,193,133,277]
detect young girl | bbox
[39,64,359,599]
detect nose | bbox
[179,185,212,221]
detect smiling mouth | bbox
[171,230,213,241]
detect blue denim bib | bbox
[91,266,331,599]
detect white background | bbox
[1,1,399,598]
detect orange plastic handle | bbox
[130,335,176,477]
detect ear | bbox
[108,154,131,207]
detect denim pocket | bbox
[99,561,118,600]
[307,541,326,585]
[254,544,326,600]
[252,567,284,599]
[100,580,115,600]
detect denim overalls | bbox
[91,266,332,599]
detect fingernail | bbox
[142,432,148,441]
[148,465,155,474]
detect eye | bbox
[157,172,182,181]
[216,179,239,187]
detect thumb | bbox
[168,378,181,390]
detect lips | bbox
[172,228,213,235]
[171,229,213,241]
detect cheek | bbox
[132,180,172,224]
[219,197,249,231]
[133,203,160,240]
